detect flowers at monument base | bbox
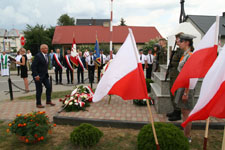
[59,85,94,112]
[6,111,56,144]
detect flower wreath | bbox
[59,85,94,112]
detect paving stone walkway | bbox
[0,95,223,124]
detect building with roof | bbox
[76,19,110,26]
[0,28,24,52]
[52,25,162,54]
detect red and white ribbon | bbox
[65,55,73,71]
[53,54,63,69]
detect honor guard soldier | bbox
[158,38,167,65]
[53,49,63,85]
[86,50,95,83]
[64,49,74,84]
[167,32,184,121]
[98,49,106,82]
[146,49,154,79]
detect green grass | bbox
[17,90,72,100]
[0,121,223,150]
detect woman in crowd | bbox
[15,51,22,76]
[175,34,196,143]
[16,48,29,93]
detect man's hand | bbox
[53,67,55,70]
[182,93,188,102]
[35,76,40,81]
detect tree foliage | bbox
[120,18,127,26]
[24,24,55,55]
[57,14,75,26]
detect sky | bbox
[0,0,224,37]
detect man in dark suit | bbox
[31,44,55,108]
[86,50,95,83]
[53,49,63,85]
[64,49,73,84]
[77,52,85,84]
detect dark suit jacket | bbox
[78,56,85,70]
[52,53,63,69]
[31,52,49,81]
[63,55,73,69]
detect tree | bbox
[24,24,53,55]
[57,14,75,26]
[143,39,159,55]
[120,18,127,26]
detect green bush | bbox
[146,78,154,93]
[70,123,103,147]
[137,123,189,150]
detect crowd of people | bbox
[0,34,195,142]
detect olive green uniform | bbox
[175,50,195,110]
[158,46,167,65]
[169,48,184,111]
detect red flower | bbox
[40,136,44,140]
[53,124,56,127]
[25,139,29,143]
[23,123,26,126]
[36,123,39,127]
[34,134,38,138]
[59,99,62,102]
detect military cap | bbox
[89,50,94,53]
[100,49,103,52]
[180,34,196,41]
[139,49,143,52]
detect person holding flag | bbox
[53,49,63,85]
[64,49,74,84]
[173,34,196,142]
[97,50,106,82]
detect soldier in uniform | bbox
[174,34,196,143]
[158,38,167,65]
[153,44,161,72]
[167,32,184,121]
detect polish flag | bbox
[171,17,220,95]
[70,37,84,71]
[93,29,148,102]
[182,45,225,127]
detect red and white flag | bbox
[182,45,225,127]
[93,29,148,102]
[70,37,84,71]
[171,17,220,95]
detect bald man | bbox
[31,44,55,108]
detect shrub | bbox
[7,111,55,143]
[137,123,189,150]
[70,123,103,147]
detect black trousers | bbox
[17,66,20,76]
[66,68,73,83]
[97,64,105,82]
[77,67,84,83]
[88,65,95,83]
[142,64,145,70]
[146,64,153,79]
[34,76,51,105]
[55,67,62,83]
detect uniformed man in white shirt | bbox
[106,52,116,62]
[26,50,32,70]
[86,50,95,83]
[145,49,154,79]
[98,50,107,82]
[139,49,146,70]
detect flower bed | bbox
[7,112,55,144]
[59,85,94,112]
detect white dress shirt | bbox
[139,54,146,64]
[86,55,95,66]
[146,54,154,64]
[100,54,107,64]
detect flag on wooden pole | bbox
[93,28,148,102]
[182,45,225,127]
[171,17,220,95]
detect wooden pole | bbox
[203,118,210,150]
[146,99,160,150]
[221,126,225,150]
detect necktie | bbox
[90,56,93,64]
[149,54,152,64]
[45,55,48,64]
[101,55,103,64]
[140,55,142,61]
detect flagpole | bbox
[109,0,113,59]
[221,125,225,150]
[129,28,160,150]
[203,118,210,150]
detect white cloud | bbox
[0,0,224,37]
